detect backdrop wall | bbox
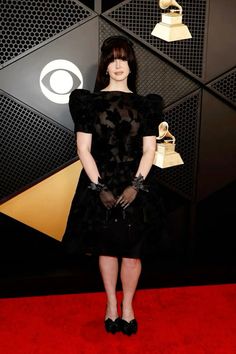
[1,0,235,242]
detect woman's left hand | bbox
[116,186,138,209]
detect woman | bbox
[63,35,165,335]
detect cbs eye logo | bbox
[39,59,83,104]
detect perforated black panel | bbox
[207,68,236,108]
[1,92,77,201]
[103,0,207,79]
[158,92,201,200]
[100,19,199,106]
[0,0,94,67]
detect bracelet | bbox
[88,178,108,192]
[131,174,149,192]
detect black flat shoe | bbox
[121,318,138,336]
[104,317,122,334]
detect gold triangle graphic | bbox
[0,161,82,241]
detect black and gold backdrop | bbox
[0,0,236,276]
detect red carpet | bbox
[1,284,236,354]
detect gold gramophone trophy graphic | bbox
[153,121,184,168]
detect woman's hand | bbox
[116,186,138,209]
[99,190,117,209]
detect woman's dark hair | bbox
[94,35,137,93]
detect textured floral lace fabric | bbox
[63,90,166,258]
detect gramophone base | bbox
[151,22,192,42]
[153,151,184,168]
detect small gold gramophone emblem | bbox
[153,121,184,168]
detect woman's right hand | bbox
[99,190,117,209]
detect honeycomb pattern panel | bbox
[0,0,95,67]
[0,93,77,201]
[207,68,236,108]
[103,0,207,79]
[100,19,199,106]
[157,91,201,200]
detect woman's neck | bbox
[102,81,132,93]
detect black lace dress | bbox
[62,89,166,258]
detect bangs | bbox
[112,48,128,60]
[104,43,133,65]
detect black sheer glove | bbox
[99,190,117,209]
[131,174,149,192]
[88,178,116,209]
[88,179,108,192]
[116,174,149,209]
[116,186,138,209]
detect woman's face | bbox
[107,58,130,82]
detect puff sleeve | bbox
[69,89,94,133]
[141,94,164,137]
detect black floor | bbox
[0,181,236,298]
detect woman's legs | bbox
[99,255,119,320]
[120,257,142,321]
